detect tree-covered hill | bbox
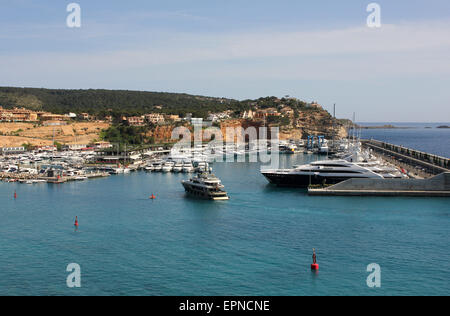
[0,87,322,119]
[0,87,241,118]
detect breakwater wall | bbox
[308,173,450,197]
[1,172,110,183]
[362,140,449,176]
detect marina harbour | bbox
[0,132,449,296]
[1,133,449,195]
[1,153,449,296]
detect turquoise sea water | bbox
[0,154,449,296]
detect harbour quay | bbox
[308,172,450,197]
[361,139,449,177]
[0,171,110,184]
[308,139,450,197]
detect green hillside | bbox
[0,87,320,119]
[0,87,240,118]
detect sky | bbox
[1,0,450,122]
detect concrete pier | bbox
[40,172,110,183]
[362,140,449,177]
[1,172,110,183]
[308,173,450,197]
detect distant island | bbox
[437,125,450,129]
[358,124,414,129]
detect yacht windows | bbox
[296,169,364,174]
[314,164,351,168]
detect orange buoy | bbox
[150,194,156,200]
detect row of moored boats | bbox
[144,160,210,174]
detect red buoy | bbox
[311,248,318,271]
[74,216,79,227]
[14,191,17,199]
[150,194,156,200]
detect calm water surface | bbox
[360,122,450,158]
[0,154,449,296]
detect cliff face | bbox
[146,125,177,143]
[145,120,267,143]
[135,97,349,143]
[219,119,266,142]
[144,109,347,144]
[290,111,348,140]
[219,109,348,142]
[280,125,347,140]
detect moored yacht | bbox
[153,162,163,172]
[194,161,210,173]
[110,167,124,175]
[262,159,406,188]
[318,143,329,155]
[144,165,154,172]
[173,162,183,173]
[182,162,194,173]
[162,161,175,173]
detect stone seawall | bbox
[308,173,450,197]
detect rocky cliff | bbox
[144,109,347,144]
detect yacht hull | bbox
[182,182,229,200]
[262,172,368,188]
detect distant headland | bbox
[358,124,414,130]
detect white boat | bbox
[319,144,329,155]
[162,162,175,173]
[173,162,183,173]
[182,162,194,173]
[153,163,163,172]
[194,161,209,173]
[144,166,154,172]
[110,168,124,174]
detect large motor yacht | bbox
[182,172,229,200]
[261,151,407,188]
